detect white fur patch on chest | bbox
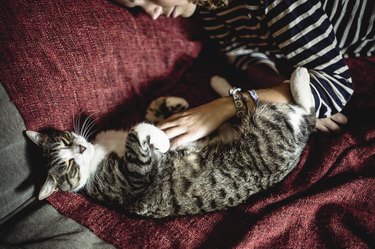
[287,107,305,135]
[93,130,128,157]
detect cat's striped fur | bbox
[26,67,315,218]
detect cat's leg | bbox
[124,123,170,190]
[145,97,189,123]
[210,76,233,97]
[290,67,314,112]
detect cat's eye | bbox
[79,145,86,154]
[61,139,72,147]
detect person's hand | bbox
[315,112,348,133]
[157,97,236,148]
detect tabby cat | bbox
[26,67,315,218]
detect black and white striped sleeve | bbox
[199,7,280,74]
[264,0,354,118]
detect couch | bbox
[1,0,374,248]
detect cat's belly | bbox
[93,130,128,157]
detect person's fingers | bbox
[326,119,341,133]
[315,119,330,134]
[157,111,188,128]
[330,112,348,125]
[171,132,201,148]
[315,118,341,133]
[157,116,180,129]
[158,121,176,130]
[163,126,187,140]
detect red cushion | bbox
[0,0,202,131]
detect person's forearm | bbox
[220,82,293,119]
[256,82,293,105]
[242,62,293,105]
[218,96,237,121]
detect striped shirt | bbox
[198,0,375,118]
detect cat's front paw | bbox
[133,123,170,153]
[146,97,189,123]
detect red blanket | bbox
[46,57,374,249]
[1,0,374,247]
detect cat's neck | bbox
[77,144,108,190]
[87,130,128,175]
[83,144,128,203]
[90,144,108,171]
[81,130,127,190]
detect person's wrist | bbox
[243,91,257,110]
[221,96,237,120]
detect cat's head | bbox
[26,130,95,200]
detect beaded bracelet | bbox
[247,89,259,107]
[229,87,247,119]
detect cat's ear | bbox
[25,131,49,148]
[38,176,57,200]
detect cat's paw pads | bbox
[133,123,170,153]
[210,75,233,97]
[165,97,189,113]
[291,67,310,85]
[146,97,189,123]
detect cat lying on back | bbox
[26,67,315,218]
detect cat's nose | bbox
[79,145,86,154]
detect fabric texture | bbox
[1,0,374,248]
[0,202,115,249]
[0,0,202,132]
[0,83,37,225]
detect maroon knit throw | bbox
[1,0,374,248]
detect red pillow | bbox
[0,0,202,131]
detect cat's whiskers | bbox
[85,127,99,141]
[80,114,99,140]
[82,115,96,138]
[74,110,85,136]
[72,111,76,134]
[80,114,90,136]
[75,113,80,135]
[72,111,100,141]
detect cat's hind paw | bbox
[145,97,189,123]
[291,67,309,85]
[133,123,170,153]
[290,67,314,112]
